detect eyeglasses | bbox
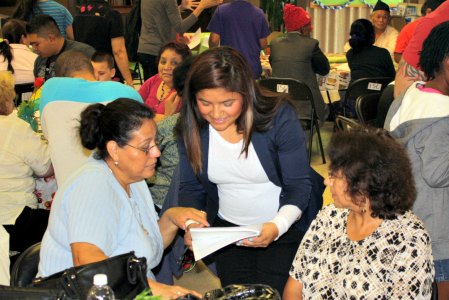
[328,171,344,180]
[125,143,158,155]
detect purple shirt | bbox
[207,0,270,78]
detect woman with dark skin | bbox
[386,21,449,299]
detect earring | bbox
[114,161,118,166]
[359,197,367,213]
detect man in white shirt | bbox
[344,0,398,58]
[371,0,398,57]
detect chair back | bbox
[355,92,381,125]
[14,83,34,107]
[343,77,393,117]
[10,243,41,287]
[345,77,393,101]
[375,84,395,128]
[258,77,315,122]
[335,115,363,131]
[258,77,326,164]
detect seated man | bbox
[91,51,116,81]
[39,50,142,185]
[269,4,330,124]
[344,0,398,58]
[26,14,94,81]
[73,0,133,86]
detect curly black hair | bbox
[328,128,416,219]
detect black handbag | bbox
[204,284,281,300]
[31,251,149,299]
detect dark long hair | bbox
[12,0,41,21]
[0,42,13,73]
[0,19,28,74]
[79,99,155,160]
[177,46,290,174]
[348,19,375,53]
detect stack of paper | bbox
[190,225,262,261]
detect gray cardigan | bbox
[138,0,198,56]
[385,82,449,261]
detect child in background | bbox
[91,51,116,81]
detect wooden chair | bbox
[258,78,326,164]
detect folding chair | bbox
[342,77,393,117]
[355,92,381,126]
[335,115,363,131]
[14,83,34,107]
[259,78,326,164]
[375,84,395,128]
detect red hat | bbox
[283,4,312,32]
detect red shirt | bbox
[394,19,422,55]
[402,1,449,69]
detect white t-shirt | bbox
[0,44,37,84]
[208,126,282,225]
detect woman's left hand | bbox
[237,222,278,248]
[165,207,209,230]
[164,93,181,116]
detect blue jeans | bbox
[435,259,449,282]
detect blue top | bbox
[207,0,270,78]
[34,1,73,38]
[178,104,323,232]
[39,77,142,113]
[38,156,164,279]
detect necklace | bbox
[106,161,150,236]
[131,196,150,237]
[159,82,167,102]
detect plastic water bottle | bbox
[86,274,115,300]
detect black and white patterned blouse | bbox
[290,204,434,299]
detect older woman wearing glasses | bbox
[38,99,205,299]
[284,129,434,299]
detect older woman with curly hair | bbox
[284,129,434,299]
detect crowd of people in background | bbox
[0,0,448,298]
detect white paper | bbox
[187,28,202,50]
[190,224,262,261]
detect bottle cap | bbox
[93,274,108,286]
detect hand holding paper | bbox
[190,224,262,261]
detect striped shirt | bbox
[33,1,73,38]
